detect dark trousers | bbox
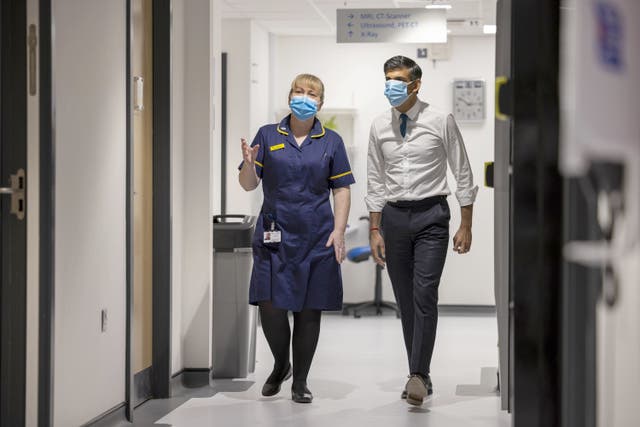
[382,196,450,375]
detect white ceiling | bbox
[221,0,497,36]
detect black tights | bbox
[258,301,321,385]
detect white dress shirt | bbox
[365,99,478,212]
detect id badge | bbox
[263,218,281,244]
[263,230,281,243]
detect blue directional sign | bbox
[336,8,447,44]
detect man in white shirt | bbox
[366,56,478,406]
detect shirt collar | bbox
[392,99,427,122]
[277,114,325,138]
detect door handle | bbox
[28,24,37,96]
[0,169,26,220]
[134,76,144,111]
[495,76,512,121]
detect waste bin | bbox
[212,214,257,378]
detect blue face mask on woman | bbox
[290,96,318,121]
[384,80,414,107]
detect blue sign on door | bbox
[595,1,624,71]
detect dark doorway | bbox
[0,0,28,425]
[510,1,563,426]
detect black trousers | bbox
[382,196,450,375]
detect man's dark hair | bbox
[383,56,422,81]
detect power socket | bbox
[101,309,108,333]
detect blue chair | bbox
[343,243,400,318]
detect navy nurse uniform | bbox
[240,115,355,312]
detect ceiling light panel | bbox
[312,0,396,5]
[222,0,309,14]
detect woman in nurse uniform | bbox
[239,74,354,403]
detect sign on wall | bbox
[336,8,447,44]
[559,0,640,176]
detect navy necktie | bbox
[400,113,408,138]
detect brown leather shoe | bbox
[405,374,433,406]
[402,374,432,401]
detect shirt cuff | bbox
[455,185,479,207]
[365,194,386,212]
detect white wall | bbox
[52,1,127,425]
[221,19,271,216]
[179,0,215,369]
[269,35,496,305]
[221,19,252,216]
[172,0,222,378]
[171,0,186,376]
[249,22,271,138]
[211,1,222,217]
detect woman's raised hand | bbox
[241,138,260,166]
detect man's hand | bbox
[370,230,386,267]
[452,225,472,254]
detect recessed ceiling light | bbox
[483,24,497,34]
[425,1,452,9]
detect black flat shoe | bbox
[291,382,313,403]
[261,363,292,397]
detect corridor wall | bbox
[52,1,127,425]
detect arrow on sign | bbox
[348,13,354,19]
[348,30,353,37]
[348,22,353,27]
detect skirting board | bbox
[80,402,126,427]
[439,305,496,315]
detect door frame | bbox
[220,52,227,215]
[0,0,28,425]
[510,0,563,425]
[125,0,134,419]
[128,0,174,416]
[150,0,172,400]
[38,0,54,424]
[561,176,598,427]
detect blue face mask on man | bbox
[384,79,415,107]
[290,96,318,121]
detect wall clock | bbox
[452,79,485,122]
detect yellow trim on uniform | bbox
[311,125,326,138]
[255,160,264,167]
[329,171,352,180]
[270,143,285,151]
[277,127,289,136]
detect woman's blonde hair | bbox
[289,74,325,103]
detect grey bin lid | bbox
[213,215,257,250]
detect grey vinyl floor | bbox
[133,311,512,427]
